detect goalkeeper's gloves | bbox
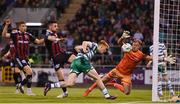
[121,31,130,39]
[164,55,176,64]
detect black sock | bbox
[13,73,22,84]
[27,75,32,88]
[62,87,67,93]
[59,80,67,93]
[21,75,32,88]
[13,73,18,85]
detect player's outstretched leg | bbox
[83,74,111,97]
[106,83,125,93]
[86,69,116,100]
[83,82,97,97]
[44,82,51,96]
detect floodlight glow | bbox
[26,23,42,26]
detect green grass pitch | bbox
[0,86,153,103]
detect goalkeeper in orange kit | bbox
[83,31,176,97]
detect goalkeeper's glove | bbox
[121,31,130,39]
[164,55,176,64]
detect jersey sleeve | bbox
[162,43,166,51]
[149,46,153,56]
[28,33,36,43]
[89,42,98,51]
[44,31,50,40]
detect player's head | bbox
[47,20,58,32]
[12,28,17,33]
[97,40,109,54]
[16,21,26,33]
[131,39,142,52]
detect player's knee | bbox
[93,76,101,81]
[24,66,33,75]
[27,70,33,75]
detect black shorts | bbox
[53,52,72,71]
[15,58,30,70]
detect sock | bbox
[27,88,32,93]
[21,75,32,87]
[51,82,61,88]
[16,84,19,90]
[59,80,67,93]
[106,82,125,93]
[13,73,18,85]
[62,87,67,93]
[13,73,22,84]
[158,81,163,95]
[27,75,32,88]
[102,88,110,98]
[167,80,174,95]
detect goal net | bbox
[153,0,180,102]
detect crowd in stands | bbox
[63,0,153,48]
[0,0,155,66]
[14,0,50,7]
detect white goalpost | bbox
[153,0,180,102]
[152,0,160,102]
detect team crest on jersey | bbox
[22,60,27,64]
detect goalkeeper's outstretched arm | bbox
[144,55,176,64]
[117,31,130,46]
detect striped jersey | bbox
[44,30,64,58]
[77,42,98,61]
[10,31,36,59]
[149,43,167,64]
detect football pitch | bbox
[0,86,154,103]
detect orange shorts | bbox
[107,68,132,86]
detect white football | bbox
[122,43,132,52]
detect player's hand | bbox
[55,38,65,42]
[121,31,130,39]
[146,63,151,69]
[164,55,176,64]
[83,48,88,53]
[59,38,66,42]
[4,19,11,25]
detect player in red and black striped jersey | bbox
[0,43,22,94]
[0,21,23,94]
[2,19,44,96]
[43,21,76,98]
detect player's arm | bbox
[47,35,65,42]
[74,45,83,53]
[144,55,176,64]
[2,50,11,60]
[146,60,152,69]
[0,45,10,59]
[34,38,45,44]
[159,44,176,64]
[117,31,130,46]
[2,19,11,38]
[82,41,93,53]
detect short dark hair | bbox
[47,20,57,26]
[16,21,26,27]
